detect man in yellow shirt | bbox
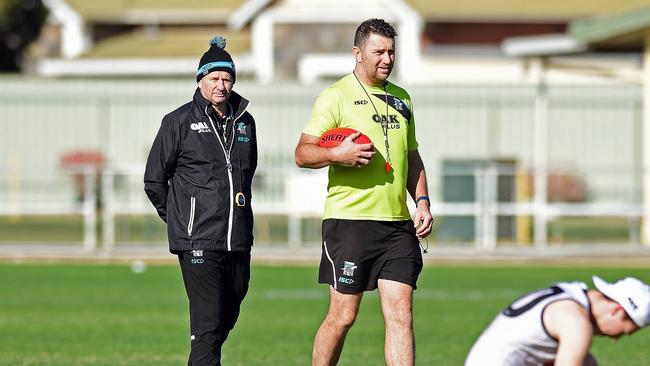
[294,18,434,366]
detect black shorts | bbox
[318,219,423,294]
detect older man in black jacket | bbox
[144,36,257,366]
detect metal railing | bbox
[2,166,643,252]
[0,167,98,250]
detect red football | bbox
[319,128,372,148]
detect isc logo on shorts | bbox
[191,258,204,264]
[338,277,354,284]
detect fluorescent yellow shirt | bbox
[303,73,418,220]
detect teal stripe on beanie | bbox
[197,61,234,76]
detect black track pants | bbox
[178,250,251,366]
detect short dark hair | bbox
[353,18,398,47]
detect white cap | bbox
[593,275,650,327]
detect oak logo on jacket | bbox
[190,121,211,133]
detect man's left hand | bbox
[413,205,433,239]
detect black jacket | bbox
[144,88,257,253]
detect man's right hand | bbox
[331,131,375,168]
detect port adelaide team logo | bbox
[236,122,250,143]
[338,261,357,285]
[369,94,412,129]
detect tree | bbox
[0,0,47,71]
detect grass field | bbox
[1,263,649,365]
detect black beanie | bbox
[196,36,236,83]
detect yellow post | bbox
[515,168,531,245]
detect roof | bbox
[569,5,650,50]
[257,0,401,22]
[406,0,650,21]
[501,4,650,67]
[81,28,250,58]
[64,0,245,23]
[65,0,650,24]
[502,33,586,57]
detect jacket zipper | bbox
[204,105,241,251]
[187,196,196,238]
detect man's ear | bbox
[352,46,361,63]
[611,304,626,318]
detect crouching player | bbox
[465,276,650,366]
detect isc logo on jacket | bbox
[190,122,211,133]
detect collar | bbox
[349,73,390,91]
[193,87,249,120]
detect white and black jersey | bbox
[465,281,590,366]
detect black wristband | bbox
[415,195,430,206]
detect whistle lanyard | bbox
[216,103,233,150]
[208,103,246,208]
[353,73,391,173]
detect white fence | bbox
[0,166,643,252]
[0,78,647,254]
